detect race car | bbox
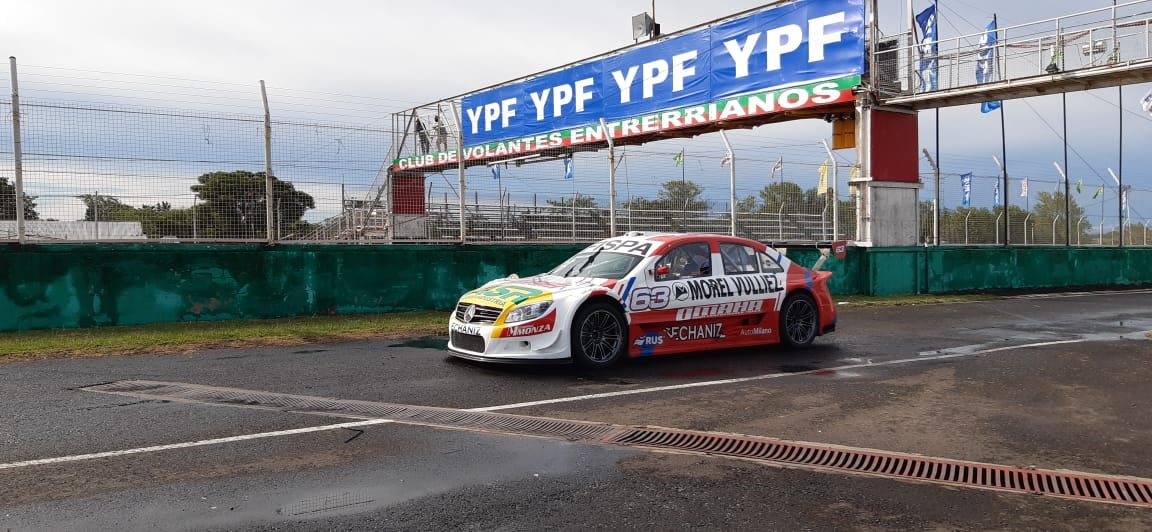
[447,232,837,368]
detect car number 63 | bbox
[629,286,671,311]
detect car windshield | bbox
[549,251,643,280]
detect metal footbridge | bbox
[877,0,1152,109]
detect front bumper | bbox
[448,348,572,365]
[447,318,572,363]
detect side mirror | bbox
[654,265,670,282]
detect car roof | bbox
[591,232,769,256]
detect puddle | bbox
[278,491,374,517]
[575,375,635,385]
[389,336,448,350]
[659,367,730,379]
[778,364,819,373]
[292,349,330,355]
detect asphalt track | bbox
[3,290,1152,531]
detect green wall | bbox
[0,243,583,331]
[861,246,1152,295]
[3,243,1152,331]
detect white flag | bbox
[1141,88,1152,116]
[1020,177,1029,197]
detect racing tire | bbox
[570,301,627,369]
[779,292,818,348]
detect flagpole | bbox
[907,0,916,93]
[996,16,1009,246]
[935,108,940,246]
[1063,92,1070,246]
[1118,84,1124,246]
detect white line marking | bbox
[0,419,392,470]
[4,334,1141,470]
[1003,288,1152,300]
[467,338,1092,412]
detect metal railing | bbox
[879,0,1152,96]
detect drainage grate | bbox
[278,491,374,517]
[84,380,617,442]
[608,428,1152,508]
[84,380,1152,508]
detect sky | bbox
[2,0,1151,227]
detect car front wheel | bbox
[779,292,818,347]
[571,301,626,368]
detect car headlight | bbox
[505,301,553,324]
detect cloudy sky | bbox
[3,0,1151,226]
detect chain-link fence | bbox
[920,170,1152,246]
[2,62,1148,247]
[393,143,857,244]
[0,63,863,245]
[0,63,393,243]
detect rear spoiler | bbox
[764,240,848,272]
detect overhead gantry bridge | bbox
[354,0,1152,243]
[878,0,1152,109]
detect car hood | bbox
[458,275,611,310]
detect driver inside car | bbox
[687,251,711,277]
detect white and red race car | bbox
[448,232,838,368]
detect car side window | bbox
[655,242,712,282]
[719,243,760,276]
[758,251,785,274]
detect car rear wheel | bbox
[779,292,818,347]
[571,302,626,368]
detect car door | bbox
[624,239,716,355]
[718,241,785,345]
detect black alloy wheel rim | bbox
[579,309,623,362]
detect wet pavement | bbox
[2,290,1152,530]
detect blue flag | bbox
[563,156,574,179]
[993,180,1000,207]
[915,3,938,92]
[961,172,972,208]
[491,165,501,179]
[976,18,1001,113]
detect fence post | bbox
[822,139,839,241]
[9,57,25,244]
[451,101,466,243]
[720,131,736,236]
[923,149,940,245]
[192,196,198,242]
[260,80,274,244]
[601,118,616,236]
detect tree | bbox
[191,171,315,239]
[753,182,834,241]
[725,194,758,238]
[532,194,604,238]
[757,182,806,215]
[622,180,708,232]
[1029,191,1085,245]
[545,195,599,210]
[0,177,40,221]
[81,195,138,222]
[656,180,707,213]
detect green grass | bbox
[834,294,997,307]
[0,294,998,360]
[0,311,451,359]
